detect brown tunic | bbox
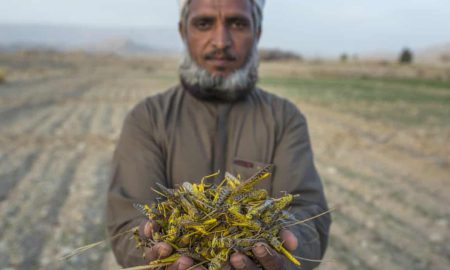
[106,84,331,269]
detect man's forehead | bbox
[180,0,265,16]
[188,0,252,16]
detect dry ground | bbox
[0,51,449,270]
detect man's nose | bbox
[212,24,231,49]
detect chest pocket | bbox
[230,157,274,194]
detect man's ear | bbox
[179,22,186,41]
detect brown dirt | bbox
[0,52,448,270]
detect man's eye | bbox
[195,20,212,30]
[231,20,249,29]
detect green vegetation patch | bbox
[260,76,450,127]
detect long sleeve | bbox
[106,100,167,267]
[271,102,331,270]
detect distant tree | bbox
[340,53,348,62]
[399,48,413,64]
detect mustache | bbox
[204,48,237,61]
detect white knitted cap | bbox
[179,0,265,15]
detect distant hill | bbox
[0,23,182,54]
[83,38,156,55]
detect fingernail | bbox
[178,261,190,270]
[156,244,169,256]
[254,243,267,257]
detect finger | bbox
[230,252,259,270]
[138,220,160,239]
[253,242,284,270]
[166,255,194,270]
[143,242,173,262]
[280,229,298,251]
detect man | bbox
[106,0,331,269]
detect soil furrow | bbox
[303,103,450,203]
[320,152,450,219]
[327,212,405,270]
[322,230,376,270]
[0,78,99,126]
[22,108,55,134]
[316,247,351,270]
[80,105,99,134]
[363,151,450,209]
[71,157,111,269]
[0,73,78,97]
[0,105,50,134]
[111,106,130,138]
[32,105,75,136]
[318,159,450,238]
[87,103,106,135]
[328,206,418,269]
[324,177,449,269]
[0,75,69,100]
[0,151,40,201]
[39,153,110,269]
[50,105,86,136]
[101,105,114,134]
[0,151,59,267]
[0,151,52,230]
[17,152,83,269]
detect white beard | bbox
[179,45,259,98]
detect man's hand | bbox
[230,229,298,270]
[139,222,297,270]
[139,220,205,270]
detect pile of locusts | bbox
[133,165,302,269]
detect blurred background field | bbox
[0,51,449,270]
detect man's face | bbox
[181,0,259,77]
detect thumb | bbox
[139,220,160,239]
[280,229,298,251]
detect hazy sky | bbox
[1,0,449,56]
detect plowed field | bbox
[0,52,449,270]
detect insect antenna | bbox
[133,203,148,216]
[283,207,336,228]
